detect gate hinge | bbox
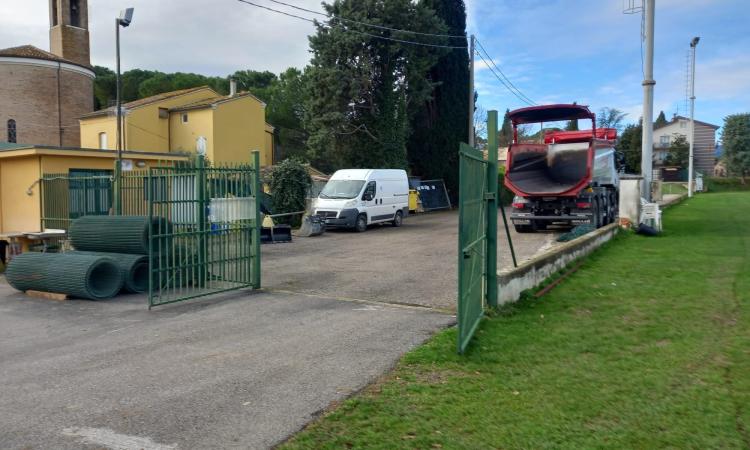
[484,192,496,201]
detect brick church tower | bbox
[0,0,94,146]
[50,0,91,67]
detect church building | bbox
[0,0,94,147]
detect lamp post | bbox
[115,7,134,215]
[688,36,700,198]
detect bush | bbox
[498,166,514,206]
[269,159,312,226]
[705,177,750,193]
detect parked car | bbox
[313,169,409,232]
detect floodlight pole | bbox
[468,34,475,147]
[688,37,699,197]
[640,0,656,200]
[114,8,133,215]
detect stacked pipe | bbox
[6,216,171,300]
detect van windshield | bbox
[319,180,365,199]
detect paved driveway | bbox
[263,209,561,310]
[0,284,452,449]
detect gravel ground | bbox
[263,209,562,310]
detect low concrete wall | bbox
[498,223,619,304]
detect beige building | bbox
[0,0,94,147]
[654,115,719,173]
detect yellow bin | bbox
[409,189,419,212]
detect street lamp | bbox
[115,7,134,214]
[688,36,699,198]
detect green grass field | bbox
[282,192,750,449]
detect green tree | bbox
[616,122,642,173]
[265,68,309,160]
[597,107,628,132]
[231,70,278,102]
[665,134,689,168]
[722,113,750,182]
[565,119,579,131]
[407,0,469,197]
[304,0,447,173]
[269,158,312,225]
[655,110,668,128]
[498,109,513,146]
[93,66,116,110]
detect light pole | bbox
[688,36,700,198]
[115,7,134,214]
[640,0,656,200]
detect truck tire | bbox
[609,193,618,223]
[592,198,602,229]
[355,214,368,232]
[514,224,534,233]
[601,196,611,226]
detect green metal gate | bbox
[147,152,262,308]
[457,111,499,354]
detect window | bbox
[52,0,59,26]
[98,132,108,149]
[660,135,670,146]
[7,119,16,143]
[70,0,80,27]
[680,120,687,128]
[181,113,189,124]
[362,181,376,201]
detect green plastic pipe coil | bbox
[6,252,124,300]
[69,216,171,255]
[70,251,149,293]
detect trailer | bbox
[504,104,619,232]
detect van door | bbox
[361,180,378,223]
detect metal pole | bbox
[640,0,656,200]
[688,38,698,197]
[251,150,262,289]
[468,34,475,147]
[486,110,498,308]
[115,18,123,214]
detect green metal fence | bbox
[147,153,261,308]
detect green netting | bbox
[556,224,596,242]
[70,251,149,293]
[70,215,171,255]
[6,253,123,300]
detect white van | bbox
[313,169,409,232]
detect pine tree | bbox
[406,0,468,197]
[654,110,668,128]
[498,109,513,146]
[565,120,579,131]
[304,0,447,173]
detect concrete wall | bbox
[498,223,619,304]
[169,107,213,157]
[0,156,42,233]
[213,95,267,165]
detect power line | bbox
[264,0,467,39]
[474,41,536,106]
[236,0,468,49]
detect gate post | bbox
[251,150,262,289]
[486,110,499,308]
[197,153,208,287]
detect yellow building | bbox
[79,85,275,166]
[0,142,187,234]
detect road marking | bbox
[62,427,177,450]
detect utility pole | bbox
[688,36,700,198]
[640,0,655,200]
[468,34,475,147]
[114,8,134,215]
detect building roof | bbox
[80,86,216,119]
[169,92,266,112]
[655,115,720,131]
[0,143,190,160]
[0,45,91,69]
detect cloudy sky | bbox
[2,0,748,128]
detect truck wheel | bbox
[592,198,602,228]
[355,214,368,232]
[601,196,611,226]
[514,224,533,233]
[609,193,618,222]
[391,211,403,227]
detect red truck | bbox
[504,104,619,232]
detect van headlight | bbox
[344,200,356,208]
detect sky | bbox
[2,0,748,129]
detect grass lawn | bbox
[282,192,750,449]
[661,182,688,195]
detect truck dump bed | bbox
[505,142,591,196]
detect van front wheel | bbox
[355,214,368,232]
[392,211,403,227]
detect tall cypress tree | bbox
[407,0,469,198]
[498,109,513,146]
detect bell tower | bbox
[49,0,90,67]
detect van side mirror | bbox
[362,193,373,201]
